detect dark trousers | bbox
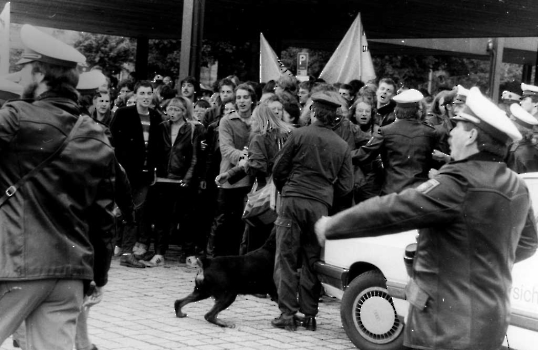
[139,182,196,255]
[115,184,149,252]
[273,196,326,317]
[206,187,250,257]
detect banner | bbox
[0,2,10,75]
[259,33,281,83]
[319,13,376,84]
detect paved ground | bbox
[0,246,357,350]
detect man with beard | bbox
[110,80,161,267]
[271,91,353,331]
[316,87,537,350]
[0,24,115,349]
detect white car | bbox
[315,172,538,350]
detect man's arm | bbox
[319,177,460,243]
[88,156,116,287]
[334,147,354,199]
[351,129,384,165]
[515,206,538,263]
[272,132,296,192]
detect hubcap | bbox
[353,286,403,344]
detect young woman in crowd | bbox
[144,96,205,265]
[216,102,292,253]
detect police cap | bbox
[392,89,423,107]
[76,70,108,94]
[16,25,86,68]
[501,91,522,103]
[311,91,341,110]
[509,103,538,130]
[521,83,538,98]
[453,85,469,104]
[452,87,521,143]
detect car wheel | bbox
[340,270,405,350]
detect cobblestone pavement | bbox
[1,246,357,350]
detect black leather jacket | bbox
[0,94,116,287]
[326,152,538,349]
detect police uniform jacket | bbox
[352,118,439,195]
[506,140,538,174]
[0,93,116,287]
[110,105,161,187]
[273,121,353,208]
[325,152,538,350]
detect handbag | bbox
[242,176,278,227]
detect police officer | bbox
[352,89,441,195]
[316,87,538,350]
[506,103,538,173]
[0,25,116,349]
[271,91,353,331]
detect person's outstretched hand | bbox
[315,216,331,248]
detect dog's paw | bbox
[174,301,188,318]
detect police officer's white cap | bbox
[521,83,538,97]
[392,89,423,107]
[502,91,522,102]
[16,24,86,68]
[510,103,538,129]
[453,87,522,143]
[454,85,469,104]
[76,70,108,93]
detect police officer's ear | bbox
[467,128,478,144]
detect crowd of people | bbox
[1,24,537,350]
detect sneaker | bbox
[145,254,165,267]
[120,253,145,268]
[271,314,296,331]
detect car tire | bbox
[340,270,405,350]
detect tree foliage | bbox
[73,33,135,75]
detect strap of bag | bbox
[0,116,84,207]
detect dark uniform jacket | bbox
[325,152,538,350]
[110,105,161,187]
[352,118,439,195]
[506,140,538,174]
[0,93,116,287]
[273,121,353,208]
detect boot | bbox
[120,253,145,268]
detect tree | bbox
[73,33,135,75]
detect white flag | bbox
[0,2,10,75]
[259,33,281,83]
[319,13,376,84]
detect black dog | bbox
[174,231,278,328]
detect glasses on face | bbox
[120,89,132,94]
